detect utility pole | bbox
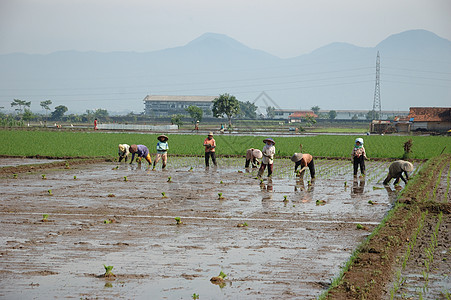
[372,51,381,121]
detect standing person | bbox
[118,144,130,162]
[129,144,152,165]
[153,135,169,170]
[383,160,414,185]
[351,138,367,176]
[94,118,98,130]
[203,132,217,167]
[291,153,315,179]
[194,120,199,132]
[258,138,275,178]
[245,148,263,168]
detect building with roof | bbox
[144,95,216,117]
[397,107,451,132]
[288,111,318,123]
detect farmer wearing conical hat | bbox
[245,148,263,168]
[383,160,414,185]
[203,132,217,167]
[129,144,152,165]
[153,135,169,170]
[118,144,130,162]
[291,153,315,179]
[258,138,275,178]
[351,138,367,176]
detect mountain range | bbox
[0,29,450,114]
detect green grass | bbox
[1,129,450,159]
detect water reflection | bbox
[351,177,365,197]
[384,185,399,204]
[295,178,315,203]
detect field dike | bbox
[322,154,450,300]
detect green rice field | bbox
[1,129,450,159]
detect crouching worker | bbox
[118,144,130,162]
[245,148,263,168]
[258,138,275,178]
[383,160,414,185]
[153,135,169,170]
[291,153,315,179]
[129,144,152,165]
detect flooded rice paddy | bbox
[0,157,421,299]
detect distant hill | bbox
[0,29,450,114]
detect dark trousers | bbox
[295,159,315,178]
[353,156,365,175]
[258,163,273,177]
[245,158,258,168]
[205,152,217,167]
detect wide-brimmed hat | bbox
[157,134,168,141]
[263,138,275,145]
[252,149,263,159]
[118,144,126,152]
[130,144,138,153]
[355,138,364,145]
[291,153,303,162]
[402,161,414,172]
[208,132,214,136]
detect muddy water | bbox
[0,158,65,167]
[0,157,415,299]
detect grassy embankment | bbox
[320,154,451,299]
[1,129,450,159]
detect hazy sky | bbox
[1,0,450,58]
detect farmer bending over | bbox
[291,153,315,179]
[129,144,152,165]
[118,144,130,162]
[245,148,262,168]
[383,160,414,185]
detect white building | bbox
[144,95,216,117]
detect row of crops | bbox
[1,130,450,159]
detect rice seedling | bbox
[315,200,326,206]
[356,224,366,230]
[192,293,199,300]
[237,222,248,227]
[13,174,17,179]
[218,192,225,200]
[368,200,375,205]
[123,176,128,181]
[162,192,167,198]
[283,195,288,202]
[220,180,223,184]
[65,162,70,169]
[41,174,46,180]
[42,214,49,222]
[167,176,172,182]
[48,189,53,196]
[73,175,77,180]
[210,270,227,284]
[103,264,116,278]
[175,217,182,225]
